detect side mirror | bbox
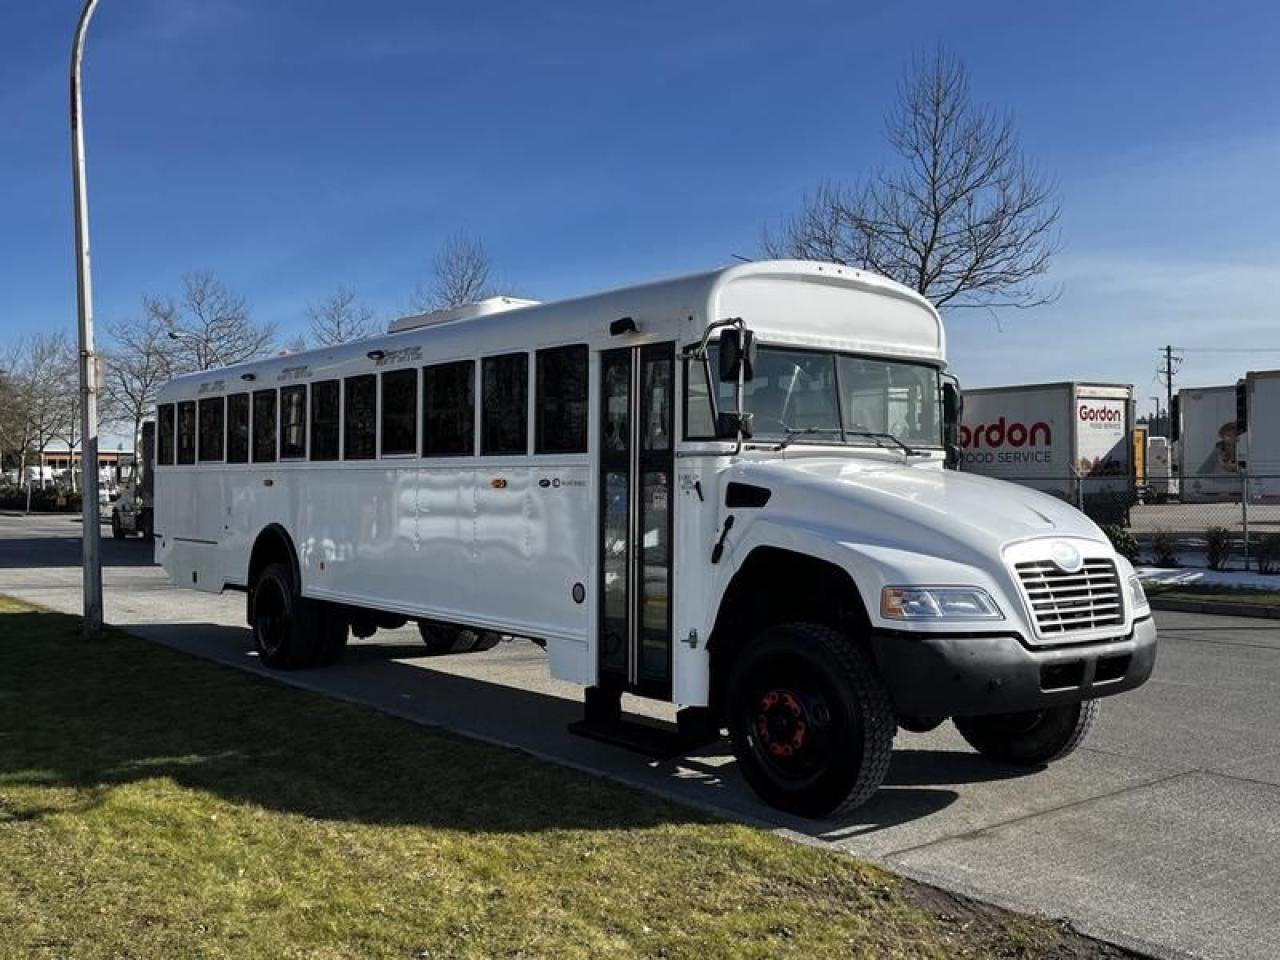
[942,379,963,470]
[718,328,756,383]
[717,411,754,440]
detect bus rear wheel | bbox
[726,623,895,818]
[953,699,1098,766]
[417,621,501,656]
[251,562,322,669]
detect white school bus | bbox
[154,261,1156,817]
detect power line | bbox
[1170,346,1280,354]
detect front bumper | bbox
[870,615,1157,718]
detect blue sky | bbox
[4,0,1280,420]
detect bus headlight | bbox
[1128,575,1150,616]
[881,586,1003,621]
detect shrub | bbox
[1151,529,1179,568]
[1255,533,1280,575]
[1099,524,1139,563]
[1205,526,1232,571]
[0,486,83,513]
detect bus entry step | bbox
[568,688,721,759]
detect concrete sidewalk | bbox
[3,514,1279,960]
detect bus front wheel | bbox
[726,622,895,818]
[953,700,1098,766]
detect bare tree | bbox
[148,271,275,371]
[48,337,84,491]
[306,286,377,345]
[764,48,1060,311]
[413,232,499,311]
[102,311,174,455]
[9,333,76,503]
[0,345,26,474]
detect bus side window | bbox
[536,345,588,454]
[344,375,377,460]
[197,397,225,462]
[226,393,250,463]
[423,360,474,456]
[481,353,528,456]
[310,380,340,461]
[157,404,176,465]
[381,369,418,456]
[252,389,277,463]
[281,385,307,459]
[176,401,196,465]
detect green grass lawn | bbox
[0,596,1124,959]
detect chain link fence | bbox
[977,472,1280,574]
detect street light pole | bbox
[71,0,104,639]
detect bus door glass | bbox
[598,343,674,700]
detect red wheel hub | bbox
[755,689,809,758]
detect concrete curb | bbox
[1150,596,1280,620]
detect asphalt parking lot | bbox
[2,514,1278,960]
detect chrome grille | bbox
[1015,557,1124,636]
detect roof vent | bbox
[387,296,539,334]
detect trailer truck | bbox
[958,382,1135,523]
[1172,385,1245,503]
[1243,370,1280,502]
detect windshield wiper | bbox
[845,430,923,457]
[774,426,843,451]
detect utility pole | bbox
[71,0,104,639]
[1159,345,1182,438]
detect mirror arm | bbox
[687,317,750,452]
[688,316,744,361]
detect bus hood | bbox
[729,456,1108,563]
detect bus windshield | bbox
[688,345,943,450]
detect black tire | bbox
[471,631,501,652]
[251,562,320,669]
[311,604,349,667]
[953,699,1098,766]
[416,621,499,655]
[110,513,125,540]
[726,622,895,818]
[897,715,946,734]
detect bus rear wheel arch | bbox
[247,528,347,669]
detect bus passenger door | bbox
[598,343,675,700]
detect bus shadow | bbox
[131,622,1011,838]
[5,610,1037,839]
[0,534,157,570]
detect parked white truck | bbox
[152,261,1156,818]
[958,382,1135,522]
[1172,384,1245,503]
[1145,435,1178,502]
[1243,369,1280,502]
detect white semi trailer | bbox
[958,382,1135,522]
[152,261,1156,818]
[1172,384,1245,503]
[1244,370,1280,502]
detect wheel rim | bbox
[741,655,847,788]
[255,578,290,658]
